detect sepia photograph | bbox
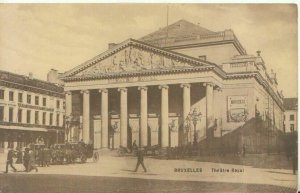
[0,3,298,193]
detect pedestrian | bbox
[23,148,30,172]
[44,148,51,167]
[28,149,38,172]
[242,143,246,157]
[4,148,17,173]
[15,147,23,164]
[132,140,138,153]
[134,148,147,172]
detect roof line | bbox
[61,38,218,78]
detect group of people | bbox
[5,147,38,173]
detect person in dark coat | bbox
[132,140,138,153]
[43,148,51,167]
[5,149,17,173]
[134,148,147,172]
[23,148,30,172]
[15,147,23,164]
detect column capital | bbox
[215,87,222,92]
[65,91,72,95]
[138,86,148,91]
[118,87,128,92]
[80,90,90,94]
[203,82,214,87]
[180,83,191,89]
[158,85,169,90]
[99,88,108,93]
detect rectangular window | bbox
[0,106,3,121]
[43,112,46,125]
[18,93,23,103]
[35,111,39,124]
[35,96,39,105]
[50,113,53,125]
[9,108,13,122]
[18,109,22,123]
[0,90,4,100]
[27,110,31,124]
[290,114,294,121]
[27,94,31,104]
[290,124,295,132]
[0,136,4,148]
[56,100,60,109]
[9,91,14,101]
[56,114,60,126]
[43,97,47,106]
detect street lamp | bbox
[168,119,177,147]
[111,121,119,149]
[187,108,202,145]
[65,115,71,142]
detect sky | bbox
[0,4,297,97]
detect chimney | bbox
[256,50,261,57]
[28,72,33,79]
[108,43,117,49]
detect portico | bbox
[62,39,222,148]
[65,82,218,149]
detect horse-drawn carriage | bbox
[30,141,100,165]
[51,142,100,164]
[64,142,99,163]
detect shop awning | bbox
[0,125,48,132]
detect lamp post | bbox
[111,121,119,150]
[168,119,177,147]
[65,115,71,142]
[183,121,190,145]
[187,108,202,145]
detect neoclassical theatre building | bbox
[61,20,284,150]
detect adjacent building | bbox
[283,98,298,133]
[0,70,65,152]
[60,20,285,151]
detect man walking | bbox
[4,148,17,173]
[134,148,147,172]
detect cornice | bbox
[61,38,217,79]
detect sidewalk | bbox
[1,153,297,191]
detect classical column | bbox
[81,90,90,144]
[159,85,169,147]
[180,83,191,145]
[118,88,128,148]
[65,91,72,141]
[65,91,72,117]
[204,82,214,137]
[99,89,108,148]
[138,86,148,147]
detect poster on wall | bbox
[227,96,248,122]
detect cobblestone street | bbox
[0,154,297,193]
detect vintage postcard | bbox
[0,4,298,193]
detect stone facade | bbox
[61,20,284,150]
[0,70,65,152]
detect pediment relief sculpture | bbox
[75,46,194,77]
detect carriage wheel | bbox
[93,152,99,162]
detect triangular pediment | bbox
[62,39,213,79]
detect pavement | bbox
[0,153,298,193]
